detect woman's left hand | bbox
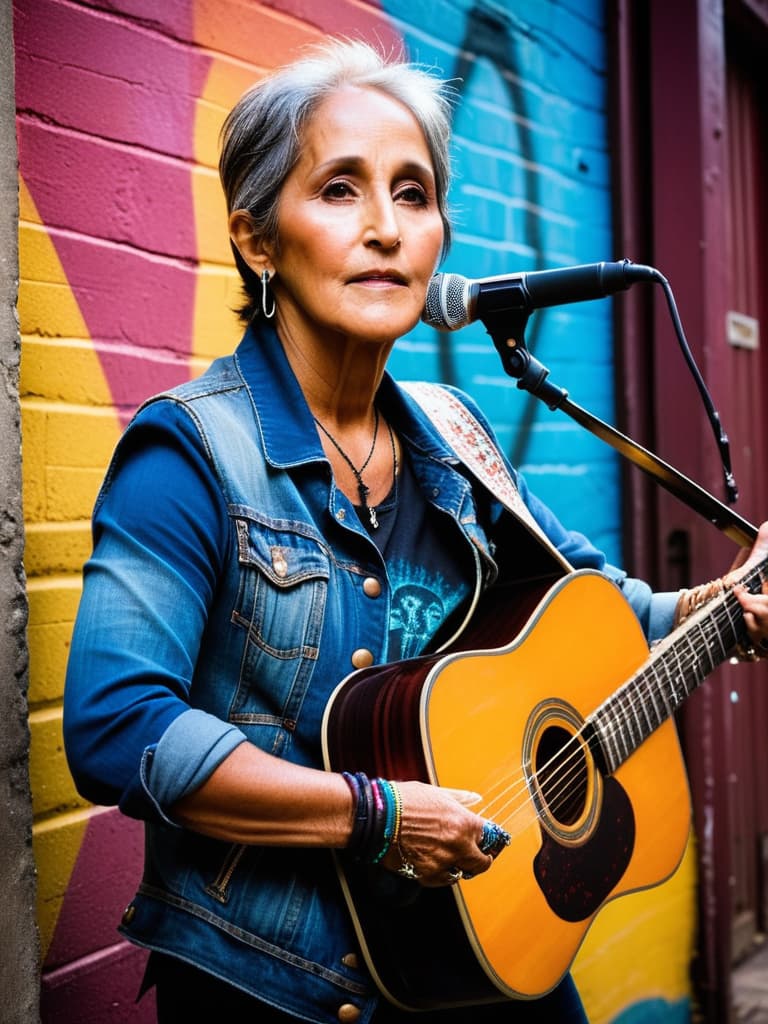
[730,521,768,658]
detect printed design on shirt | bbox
[388,559,464,660]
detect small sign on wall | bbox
[726,311,760,350]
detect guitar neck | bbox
[588,558,767,774]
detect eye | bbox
[321,179,356,200]
[394,183,429,206]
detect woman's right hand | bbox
[381,780,502,887]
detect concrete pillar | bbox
[0,0,41,1019]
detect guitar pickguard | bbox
[533,776,635,922]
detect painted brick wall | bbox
[13,1,695,1021]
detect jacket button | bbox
[271,549,288,578]
[362,577,381,598]
[351,649,374,669]
[341,952,359,969]
[337,1005,361,1023]
[121,904,136,925]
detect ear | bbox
[229,209,275,276]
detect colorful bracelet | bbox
[341,771,400,865]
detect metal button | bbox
[362,577,381,598]
[271,548,288,578]
[337,1004,361,1023]
[341,952,359,970]
[121,904,136,925]
[351,648,374,669]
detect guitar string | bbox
[487,594,746,838]
[477,567,762,835]
[475,573,762,838]
[490,598,733,828]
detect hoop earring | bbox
[261,269,276,320]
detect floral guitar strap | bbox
[400,381,572,573]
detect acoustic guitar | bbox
[322,562,766,1010]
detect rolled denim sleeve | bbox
[610,574,679,644]
[127,710,246,825]
[64,401,246,823]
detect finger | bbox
[441,787,482,807]
[735,585,768,616]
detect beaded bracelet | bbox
[674,575,768,662]
[341,772,368,851]
[341,771,401,865]
[674,576,728,627]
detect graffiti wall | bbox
[13,0,695,1020]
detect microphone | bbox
[422,259,659,330]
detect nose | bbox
[364,192,401,250]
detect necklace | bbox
[314,407,396,529]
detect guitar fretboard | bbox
[588,559,766,774]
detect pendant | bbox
[368,505,379,529]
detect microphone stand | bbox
[482,311,758,548]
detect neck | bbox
[274,315,391,427]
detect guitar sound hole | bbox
[535,726,588,826]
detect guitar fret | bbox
[665,647,682,709]
[674,638,692,703]
[701,613,725,668]
[653,663,673,718]
[638,674,657,735]
[600,696,622,773]
[688,626,709,683]
[620,689,637,756]
[722,596,741,652]
[613,692,630,760]
[626,687,645,750]
[648,670,666,731]
[643,670,661,727]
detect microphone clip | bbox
[483,314,569,411]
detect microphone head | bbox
[422,273,473,330]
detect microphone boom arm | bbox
[481,313,758,548]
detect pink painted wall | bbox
[16,2,396,1018]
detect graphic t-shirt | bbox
[357,450,474,661]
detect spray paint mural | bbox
[14,0,695,1020]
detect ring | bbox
[447,867,463,883]
[735,642,760,662]
[478,821,511,856]
[397,861,419,881]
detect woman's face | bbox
[264,85,445,352]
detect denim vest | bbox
[107,327,616,1022]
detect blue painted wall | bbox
[385,0,621,564]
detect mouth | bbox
[348,270,408,287]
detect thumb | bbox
[441,787,482,807]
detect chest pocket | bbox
[229,516,330,750]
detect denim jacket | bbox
[64,324,676,1023]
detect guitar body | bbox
[322,570,692,1009]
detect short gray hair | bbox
[219,38,454,323]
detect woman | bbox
[64,39,768,1023]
